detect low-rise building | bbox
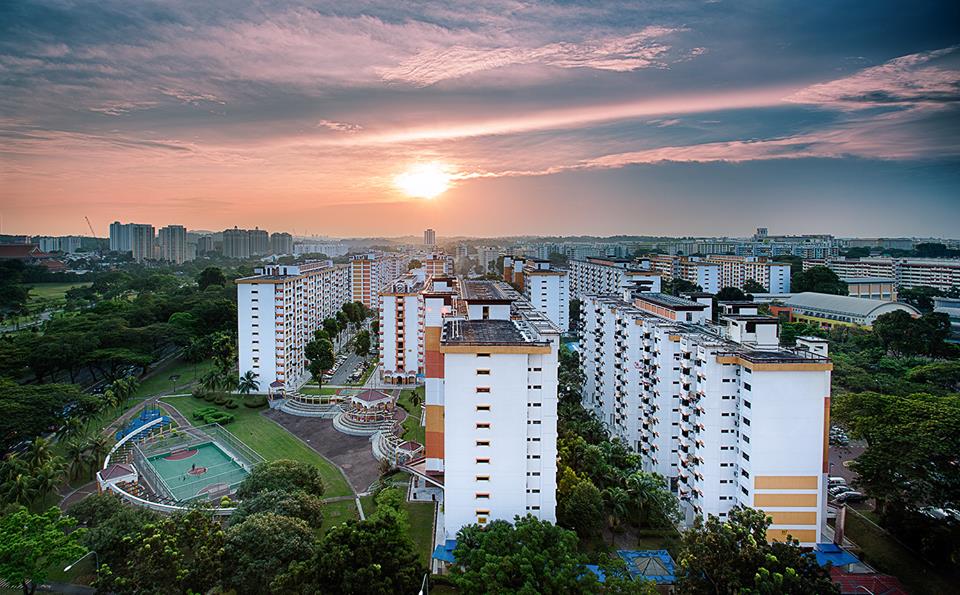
[841,277,897,301]
[780,292,920,328]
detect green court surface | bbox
[147,441,249,501]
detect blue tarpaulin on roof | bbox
[814,543,859,568]
[432,539,457,563]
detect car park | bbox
[828,476,847,487]
[829,486,854,498]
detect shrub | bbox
[204,411,234,425]
[193,406,218,421]
[214,394,228,405]
[225,399,239,409]
[203,391,217,402]
[244,395,268,409]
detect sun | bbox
[394,162,452,199]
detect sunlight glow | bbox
[394,162,453,199]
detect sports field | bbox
[146,441,249,501]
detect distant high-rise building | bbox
[109,221,133,252]
[158,225,188,264]
[250,228,269,256]
[197,235,215,255]
[424,228,436,246]
[33,236,81,253]
[270,232,294,255]
[223,227,252,259]
[129,224,155,263]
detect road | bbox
[328,352,367,385]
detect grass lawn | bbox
[24,281,92,301]
[844,509,957,594]
[299,386,339,396]
[320,498,360,533]
[133,357,215,399]
[161,395,353,498]
[397,388,425,444]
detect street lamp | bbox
[64,550,100,578]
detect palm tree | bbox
[602,486,630,545]
[32,459,66,507]
[623,471,672,527]
[27,436,54,471]
[86,434,112,473]
[2,470,36,506]
[64,438,89,481]
[237,370,259,395]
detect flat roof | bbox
[461,280,513,303]
[442,319,544,345]
[637,293,706,311]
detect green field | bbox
[24,281,92,301]
[299,387,339,396]
[132,357,215,399]
[398,388,425,444]
[161,396,353,498]
[320,498,361,533]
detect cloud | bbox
[378,26,690,86]
[786,46,960,109]
[317,120,363,133]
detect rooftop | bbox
[783,292,920,318]
[637,292,706,311]
[442,319,546,345]
[461,280,512,303]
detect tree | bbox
[31,460,65,507]
[235,460,326,500]
[304,337,335,386]
[906,360,960,392]
[354,330,371,357]
[230,489,324,527]
[0,381,95,453]
[336,311,348,339]
[832,391,960,513]
[791,266,847,295]
[98,508,225,595]
[407,259,422,270]
[873,310,951,357]
[370,318,380,339]
[664,278,701,296]
[569,298,581,332]
[237,370,259,395]
[742,279,767,294]
[715,287,748,302]
[676,507,837,595]
[322,318,340,342]
[897,285,951,312]
[452,515,592,594]
[223,512,316,595]
[602,487,630,544]
[0,507,87,595]
[276,488,421,595]
[623,471,679,528]
[557,477,604,540]
[197,266,227,290]
[67,493,160,569]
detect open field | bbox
[161,396,353,498]
[133,357,215,399]
[24,281,92,301]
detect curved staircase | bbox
[279,399,343,418]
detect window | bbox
[743,400,751,408]
[526,489,541,494]
[476,475,490,481]
[476,387,490,393]
[476,440,490,447]
[742,452,750,461]
[527,420,541,425]
[475,493,490,499]
[476,405,491,412]
[476,422,490,429]
[477,369,490,375]
[527,437,541,442]
[742,417,751,426]
[477,353,491,358]
[476,458,491,464]
[743,382,751,391]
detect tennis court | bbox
[148,441,248,501]
[132,423,264,502]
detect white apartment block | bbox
[109,221,154,261]
[388,277,560,539]
[237,261,351,392]
[158,224,189,264]
[568,257,663,300]
[580,290,831,546]
[33,236,83,253]
[516,260,570,331]
[806,257,960,292]
[378,271,427,384]
[649,254,790,294]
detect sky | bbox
[1,0,959,238]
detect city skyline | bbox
[2,1,959,237]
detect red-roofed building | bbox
[0,243,49,261]
[830,568,908,595]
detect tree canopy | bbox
[0,507,87,595]
[235,459,326,500]
[791,266,847,295]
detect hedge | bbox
[244,395,268,408]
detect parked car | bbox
[829,486,855,498]
[835,491,866,503]
[828,476,847,487]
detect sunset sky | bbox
[2,1,959,238]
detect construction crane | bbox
[84,216,102,256]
